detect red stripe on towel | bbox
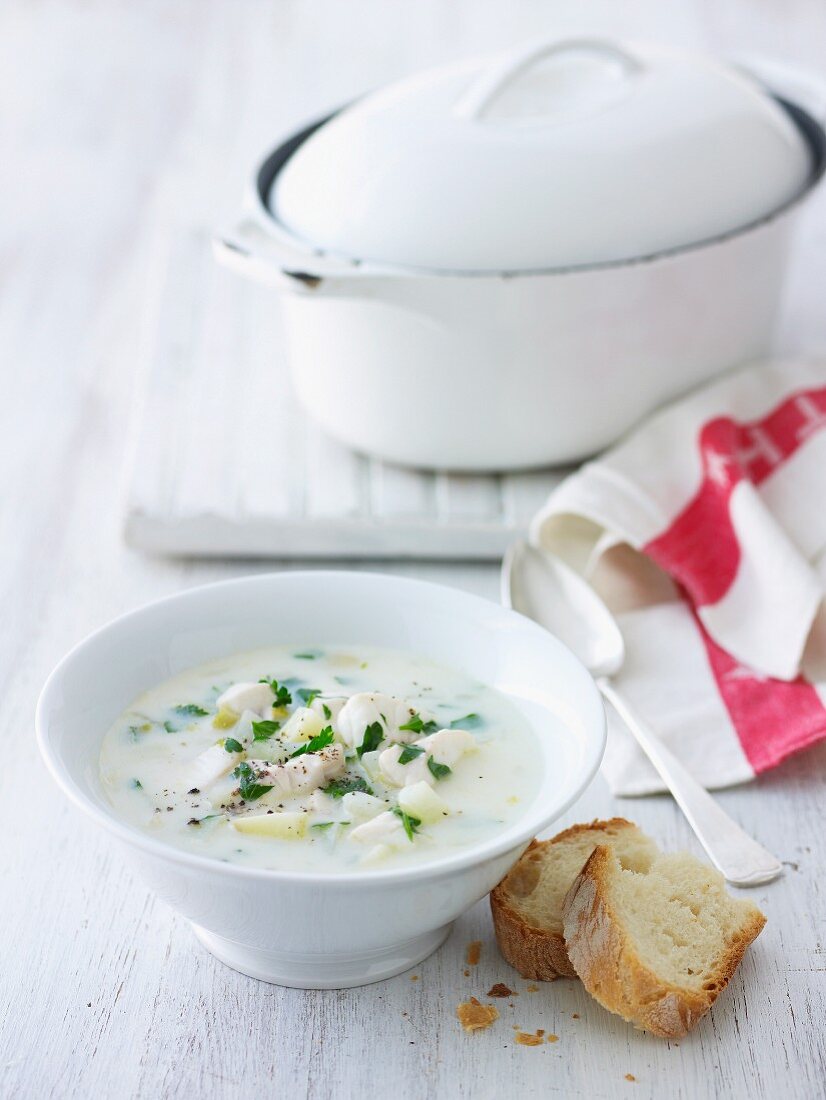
[695,609,826,773]
[644,386,826,606]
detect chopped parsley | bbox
[224,737,244,754]
[322,703,332,720]
[251,719,281,742]
[427,757,452,781]
[258,678,292,707]
[293,652,319,660]
[130,778,143,789]
[297,687,321,706]
[162,720,177,733]
[392,806,421,841]
[450,713,482,729]
[311,821,336,830]
[357,721,384,758]
[398,713,439,735]
[398,743,426,765]
[289,726,335,759]
[322,775,374,798]
[174,703,209,718]
[232,762,272,801]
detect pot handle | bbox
[213,218,371,293]
[734,54,826,124]
[454,37,644,121]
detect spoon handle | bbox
[597,678,782,887]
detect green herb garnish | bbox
[322,775,374,798]
[297,687,321,706]
[322,703,332,720]
[427,756,452,781]
[398,713,439,735]
[188,813,223,826]
[392,806,421,841]
[258,678,292,707]
[224,737,244,754]
[398,744,426,765]
[450,713,482,729]
[251,719,281,742]
[357,721,384,758]
[163,720,177,733]
[131,778,143,789]
[311,821,336,830]
[294,652,318,660]
[289,726,335,759]
[232,762,272,801]
[174,704,209,718]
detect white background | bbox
[2,2,825,1097]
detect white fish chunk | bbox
[417,728,476,768]
[349,810,408,847]
[249,744,345,798]
[216,681,275,717]
[336,693,435,750]
[378,744,432,788]
[378,727,475,787]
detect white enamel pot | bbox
[215,46,826,472]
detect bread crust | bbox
[490,819,638,981]
[562,845,767,1038]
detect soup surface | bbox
[99,644,541,873]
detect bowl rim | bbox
[35,570,606,887]
[248,93,826,280]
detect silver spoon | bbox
[503,540,782,887]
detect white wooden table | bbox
[2,2,825,1097]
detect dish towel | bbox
[531,358,826,795]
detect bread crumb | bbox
[572,1013,580,1019]
[457,996,499,1033]
[547,1034,559,1043]
[515,1030,545,1047]
[466,941,482,966]
[463,969,470,977]
[625,1074,636,1082]
[410,975,418,981]
[487,983,515,998]
[526,983,539,993]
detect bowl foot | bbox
[190,921,453,988]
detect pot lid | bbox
[270,38,813,272]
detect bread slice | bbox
[490,819,657,980]
[562,842,766,1037]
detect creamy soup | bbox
[99,645,541,873]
